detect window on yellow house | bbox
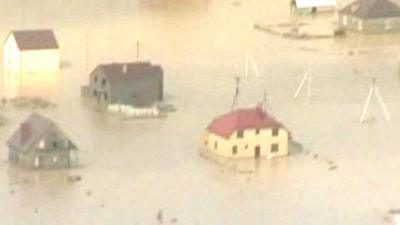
[237,130,244,138]
[271,144,279,153]
[272,128,279,136]
[232,145,237,155]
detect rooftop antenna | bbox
[231,76,241,111]
[136,41,140,61]
[293,66,312,99]
[359,78,391,123]
[85,31,89,72]
[261,88,270,113]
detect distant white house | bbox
[291,0,336,11]
[3,30,60,99]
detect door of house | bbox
[34,156,42,168]
[255,146,261,158]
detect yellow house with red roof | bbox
[202,106,290,159]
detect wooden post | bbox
[249,54,261,78]
[85,31,89,72]
[359,78,391,123]
[137,41,140,61]
[359,86,374,123]
[374,85,391,121]
[294,69,310,99]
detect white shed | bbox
[3,30,60,99]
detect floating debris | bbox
[171,218,178,223]
[157,210,163,224]
[384,209,400,224]
[313,154,318,159]
[34,208,38,213]
[100,203,105,208]
[86,190,92,196]
[10,97,56,109]
[329,165,338,170]
[67,175,82,183]
[10,189,14,194]
[326,160,334,165]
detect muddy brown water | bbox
[1,0,400,224]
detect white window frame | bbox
[343,16,348,26]
[39,140,45,149]
[357,20,363,31]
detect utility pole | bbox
[359,78,391,123]
[136,41,140,61]
[294,67,312,99]
[85,31,89,72]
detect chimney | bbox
[123,64,128,74]
[20,122,31,144]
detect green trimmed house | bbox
[7,113,78,169]
[338,0,400,33]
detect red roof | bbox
[207,107,287,139]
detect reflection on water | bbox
[3,69,59,100]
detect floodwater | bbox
[1,0,400,224]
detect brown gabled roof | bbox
[207,107,289,139]
[7,113,76,153]
[339,0,400,19]
[9,29,59,50]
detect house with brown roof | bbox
[3,29,60,99]
[338,0,400,33]
[82,62,164,116]
[7,113,78,169]
[202,106,291,159]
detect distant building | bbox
[338,0,400,33]
[7,113,78,169]
[83,62,163,109]
[202,106,291,159]
[3,29,60,99]
[291,0,336,12]
[4,29,60,73]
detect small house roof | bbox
[207,107,288,139]
[7,113,70,153]
[9,29,59,50]
[92,62,163,90]
[294,0,336,9]
[339,0,400,19]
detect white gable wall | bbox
[3,34,21,99]
[295,0,336,8]
[3,33,60,99]
[20,49,60,73]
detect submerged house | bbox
[291,0,336,12]
[338,0,400,33]
[83,62,163,114]
[202,106,291,159]
[7,113,77,169]
[3,29,60,99]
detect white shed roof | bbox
[295,0,336,9]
